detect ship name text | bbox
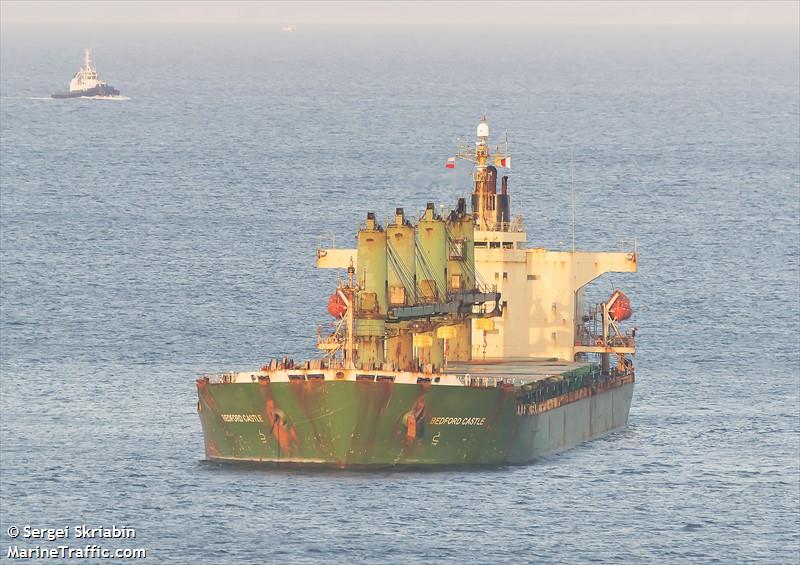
[429,417,486,426]
[221,414,264,423]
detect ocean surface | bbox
[1,24,798,563]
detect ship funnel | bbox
[486,166,497,194]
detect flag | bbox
[494,155,511,168]
[445,157,455,169]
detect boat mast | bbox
[475,116,490,230]
[84,48,93,71]
[455,116,510,230]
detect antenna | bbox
[570,149,576,253]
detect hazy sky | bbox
[2,0,798,26]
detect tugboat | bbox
[196,117,639,468]
[52,49,120,99]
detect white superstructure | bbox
[470,227,636,360]
[69,49,104,92]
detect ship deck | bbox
[443,358,592,386]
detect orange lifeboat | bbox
[609,291,632,321]
[327,292,347,318]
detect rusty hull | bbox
[196,373,634,468]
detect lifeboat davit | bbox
[327,292,347,318]
[609,291,632,321]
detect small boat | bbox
[52,49,120,99]
[281,24,296,32]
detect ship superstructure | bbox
[52,49,120,99]
[196,118,638,467]
[316,117,638,371]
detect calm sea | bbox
[1,24,798,563]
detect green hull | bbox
[196,374,634,467]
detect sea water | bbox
[1,24,798,563]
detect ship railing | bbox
[575,334,635,347]
[317,232,338,251]
[616,239,638,258]
[459,375,546,388]
[575,333,635,348]
[203,372,238,384]
[447,282,497,297]
[478,218,526,233]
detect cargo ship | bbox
[52,49,120,99]
[196,117,638,467]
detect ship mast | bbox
[475,117,490,230]
[84,48,93,72]
[455,115,511,231]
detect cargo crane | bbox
[317,202,502,372]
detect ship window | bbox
[288,374,305,381]
[527,274,539,281]
[502,272,508,280]
[250,375,258,383]
[307,373,325,381]
[258,375,270,383]
[490,242,501,249]
[416,377,431,384]
[474,241,488,248]
[503,242,513,249]
[494,272,499,281]
[356,374,376,382]
[376,375,395,383]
